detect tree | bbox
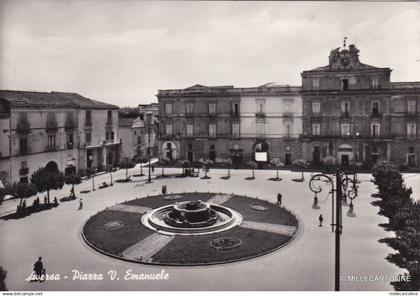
[221,158,232,179]
[270,158,284,181]
[322,156,338,173]
[178,159,191,176]
[64,173,82,199]
[160,157,170,176]
[118,157,136,180]
[30,167,64,203]
[85,167,97,190]
[293,159,306,181]
[246,161,257,179]
[133,156,148,176]
[9,182,37,208]
[0,266,7,291]
[106,164,114,186]
[199,159,213,179]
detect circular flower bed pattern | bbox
[82,192,299,266]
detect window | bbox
[256,121,265,137]
[165,124,173,135]
[85,131,91,144]
[408,146,416,167]
[341,101,350,117]
[407,123,416,138]
[106,130,114,141]
[232,103,239,116]
[186,103,194,115]
[209,123,216,138]
[313,79,320,91]
[407,100,416,114]
[107,110,112,122]
[67,133,74,149]
[85,110,92,126]
[165,103,173,114]
[47,135,56,151]
[19,137,28,155]
[312,123,321,136]
[186,123,194,137]
[232,123,240,138]
[342,79,349,90]
[285,123,291,138]
[209,103,216,115]
[312,102,321,115]
[371,102,380,116]
[283,99,293,116]
[371,78,379,89]
[371,146,379,163]
[256,99,265,114]
[341,123,350,136]
[371,123,380,138]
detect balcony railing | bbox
[17,121,30,133]
[45,145,59,152]
[106,119,113,126]
[18,147,29,156]
[46,121,58,131]
[67,142,74,149]
[255,112,266,118]
[85,118,92,126]
[341,112,350,118]
[370,112,382,118]
[283,112,294,118]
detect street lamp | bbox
[308,169,358,291]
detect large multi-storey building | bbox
[0,90,120,184]
[157,84,303,164]
[118,103,158,160]
[301,44,420,168]
[157,43,420,168]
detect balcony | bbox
[231,112,240,118]
[46,120,58,131]
[283,111,294,118]
[341,112,350,118]
[106,119,113,126]
[16,121,30,133]
[18,147,29,156]
[255,112,266,118]
[67,142,74,149]
[85,118,92,127]
[370,112,382,118]
[19,167,29,176]
[45,145,59,152]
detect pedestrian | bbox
[319,214,324,227]
[163,185,167,195]
[78,199,83,210]
[53,197,58,206]
[33,257,43,281]
[161,185,165,195]
[151,165,155,173]
[44,196,47,204]
[277,193,282,206]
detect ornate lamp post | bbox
[308,169,358,291]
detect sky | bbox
[0,1,419,107]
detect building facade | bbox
[301,44,420,168]
[0,91,120,184]
[157,43,420,169]
[118,104,158,161]
[157,84,303,165]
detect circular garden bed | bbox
[82,192,299,266]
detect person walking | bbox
[277,193,282,206]
[151,165,155,173]
[78,199,83,210]
[319,214,324,227]
[33,257,44,281]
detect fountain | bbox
[165,200,218,228]
[141,199,242,235]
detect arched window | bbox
[341,79,349,90]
